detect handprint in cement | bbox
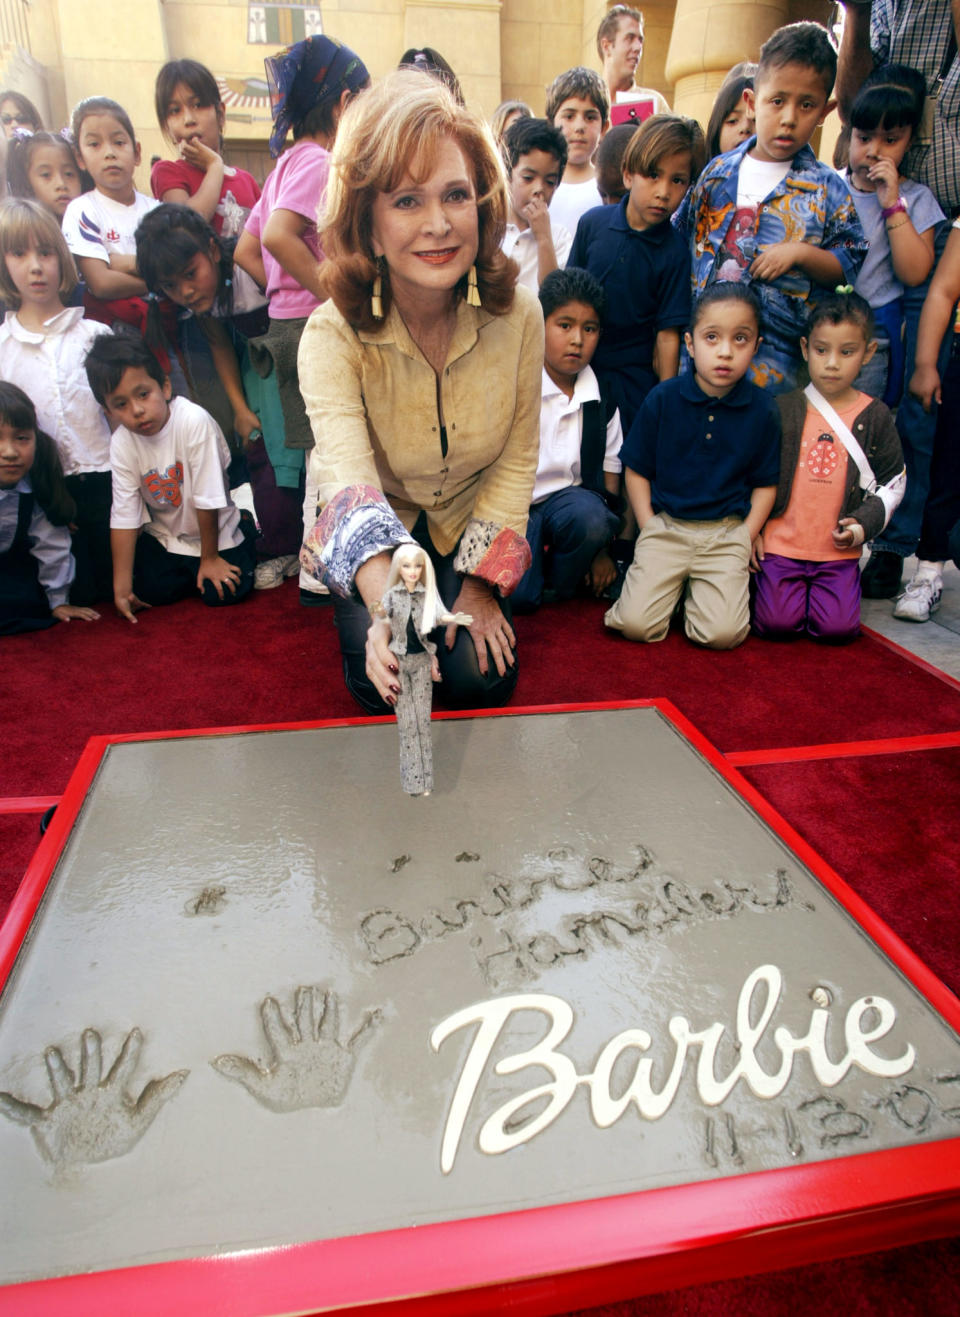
[0,1028,188,1167]
[210,985,381,1114]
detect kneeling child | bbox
[605,282,780,648]
[86,334,255,622]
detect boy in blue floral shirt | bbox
[679,22,867,394]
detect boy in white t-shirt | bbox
[85,334,254,622]
[500,118,572,293]
[544,68,608,237]
[513,267,623,611]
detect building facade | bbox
[2,0,834,186]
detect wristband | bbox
[368,598,387,618]
[882,198,907,219]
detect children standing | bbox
[85,333,255,620]
[754,291,904,642]
[568,114,703,433]
[6,131,83,223]
[152,60,260,239]
[61,97,158,330]
[238,35,368,602]
[680,22,867,394]
[842,64,944,402]
[893,219,960,622]
[605,282,781,649]
[500,118,572,293]
[513,267,622,611]
[544,68,608,236]
[0,199,113,604]
[0,382,99,633]
[704,70,756,162]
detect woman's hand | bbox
[364,616,400,706]
[447,576,514,677]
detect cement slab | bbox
[1,707,959,1311]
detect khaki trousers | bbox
[605,513,751,649]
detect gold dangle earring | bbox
[466,264,481,308]
[371,258,384,319]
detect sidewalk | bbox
[861,556,960,681]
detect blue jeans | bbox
[874,236,953,559]
[513,486,619,611]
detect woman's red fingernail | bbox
[389,664,399,674]
[390,683,400,695]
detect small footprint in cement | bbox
[185,885,227,916]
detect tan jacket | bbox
[299,287,543,570]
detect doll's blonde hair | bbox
[384,543,453,634]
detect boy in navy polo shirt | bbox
[568,113,704,433]
[605,283,780,648]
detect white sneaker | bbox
[892,573,942,622]
[254,554,301,590]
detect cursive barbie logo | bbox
[430,964,916,1174]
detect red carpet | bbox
[4,578,960,1314]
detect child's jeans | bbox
[513,487,618,611]
[752,554,860,642]
[604,513,751,649]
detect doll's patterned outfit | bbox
[384,583,436,795]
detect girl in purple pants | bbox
[753,291,905,642]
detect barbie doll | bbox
[377,545,471,795]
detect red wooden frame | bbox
[1,699,959,1317]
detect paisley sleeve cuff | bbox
[300,483,414,597]
[454,519,532,595]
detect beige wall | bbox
[5,0,843,171]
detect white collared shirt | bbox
[0,307,112,476]
[534,364,623,504]
[501,218,573,293]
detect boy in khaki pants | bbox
[604,283,780,648]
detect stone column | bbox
[665,0,788,127]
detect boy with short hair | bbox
[501,117,572,293]
[544,67,609,235]
[680,21,867,394]
[85,333,255,622]
[605,282,781,649]
[512,267,623,611]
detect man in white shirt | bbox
[598,5,671,119]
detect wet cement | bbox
[1,708,959,1285]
